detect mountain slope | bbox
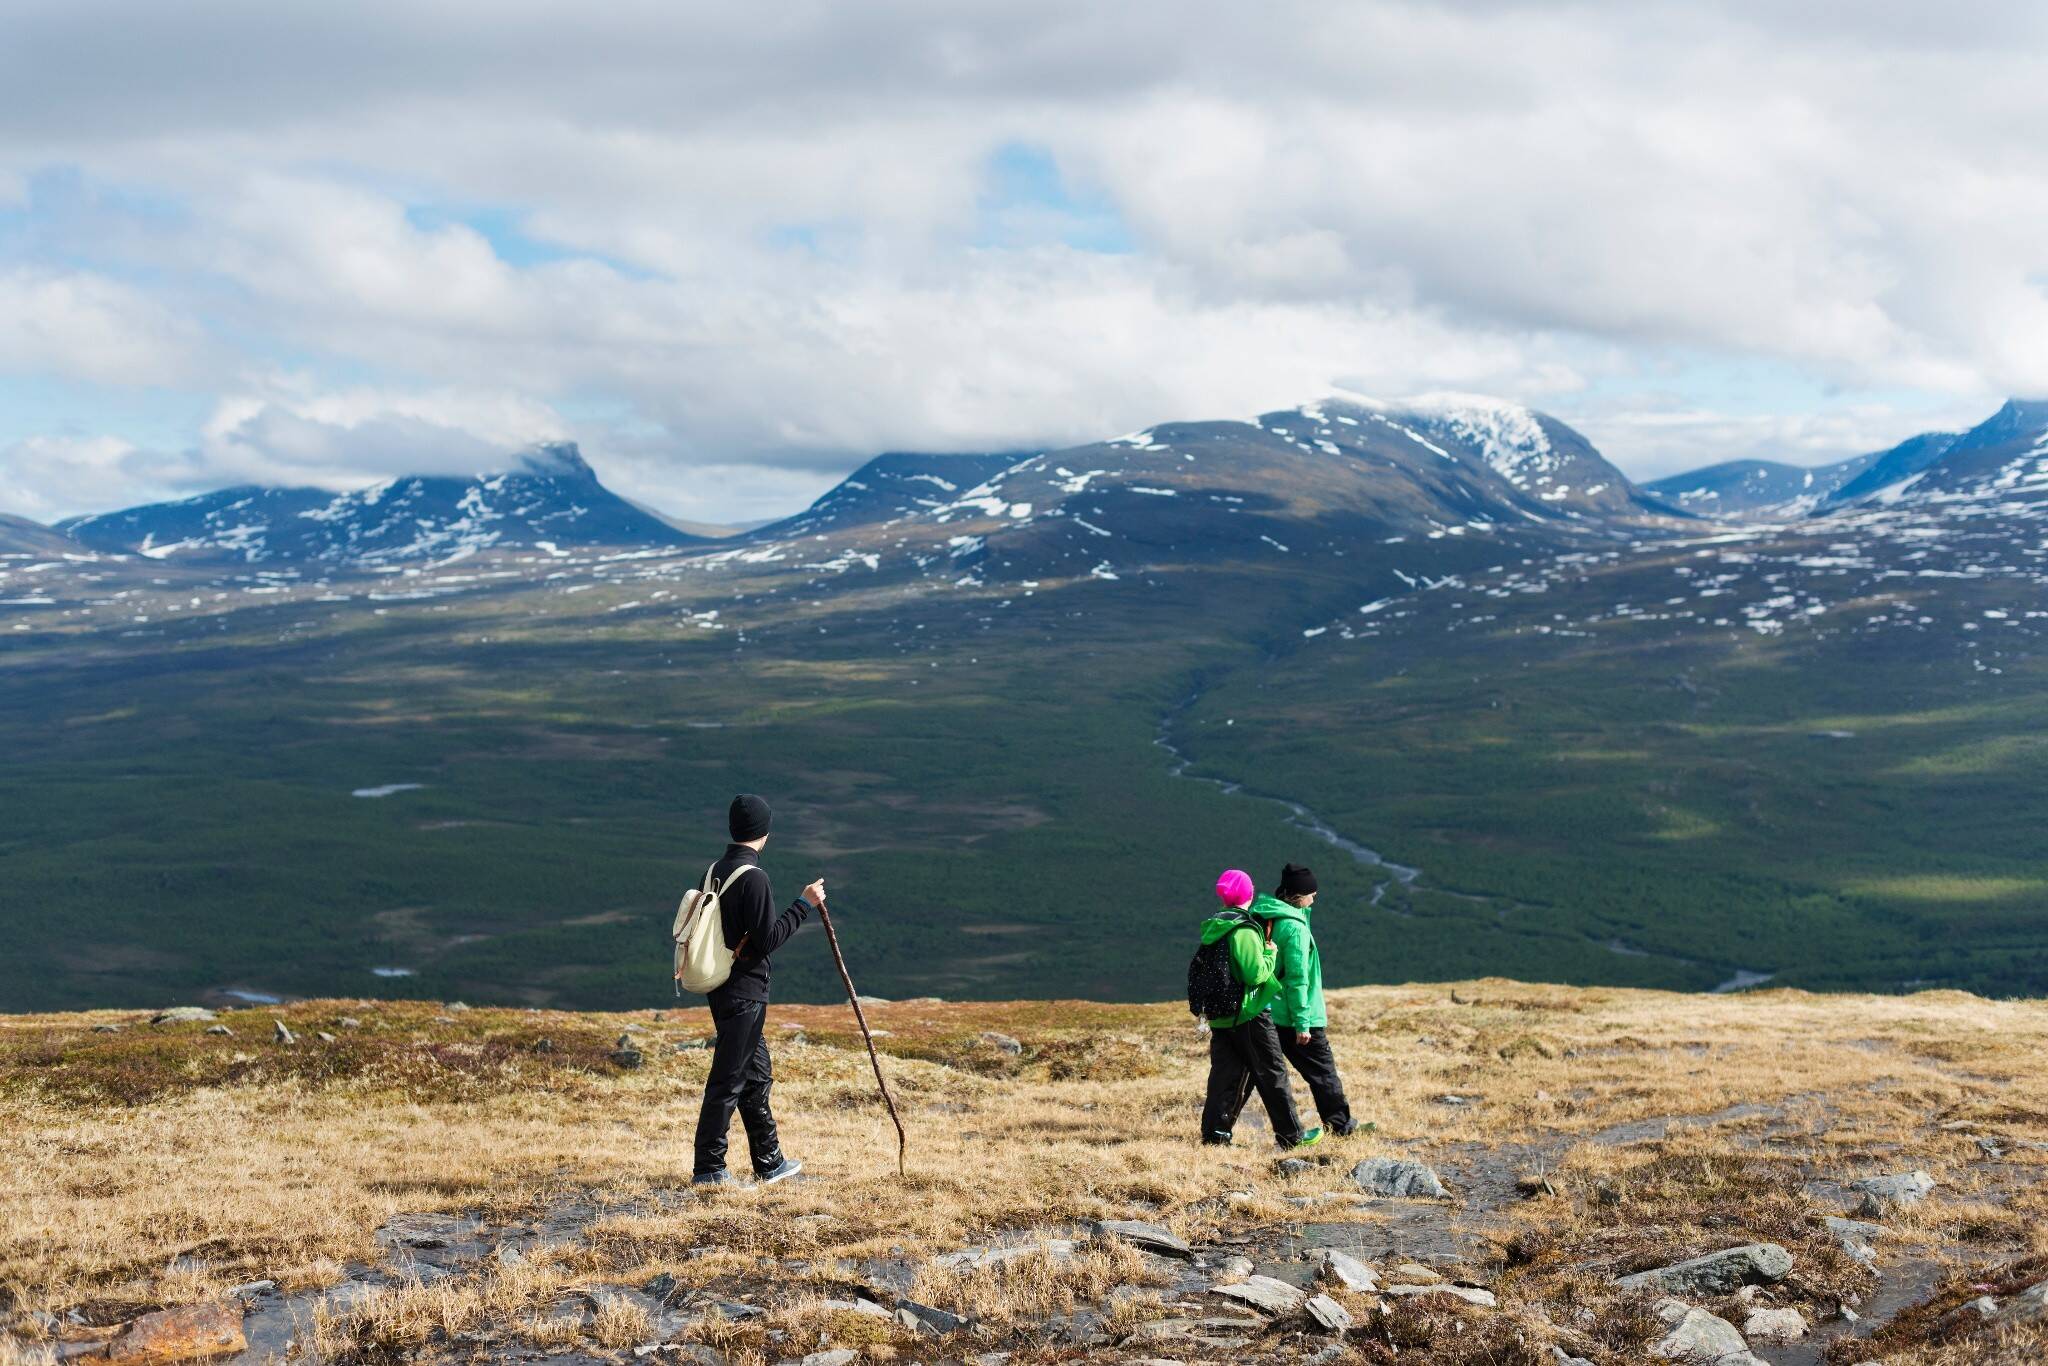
[1643,453,1877,519]
[0,513,76,556]
[752,452,1026,539]
[1825,430,1961,506]
[59,443,701,566]
[1890,399,2048,501]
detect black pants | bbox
[1200,1012,1303,1146]
[1278,1026,1354,1134]
[693,998,783,1176]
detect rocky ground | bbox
[4,984,2047,1364]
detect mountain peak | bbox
[516,441,597,481]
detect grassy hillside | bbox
[4,983,2046,1364]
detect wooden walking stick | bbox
[815,896,908,1177]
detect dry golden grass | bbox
[3,982,2046,1362]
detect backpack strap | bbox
[714,863,762,959]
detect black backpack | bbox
[1187,911,1266,1020]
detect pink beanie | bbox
[1215,868,1255,908]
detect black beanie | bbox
[729,793,772,842]
[1278,862,1318,897]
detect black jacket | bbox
[703,844,812,1006]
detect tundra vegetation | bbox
[5,983,2047,1363]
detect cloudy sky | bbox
[3,0,2046,524]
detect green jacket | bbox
[1199,909,1280,1028]
[1253,893,1323,1030]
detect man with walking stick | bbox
[688,794,825,1186]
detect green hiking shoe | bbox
[1288,1127,1325,1150]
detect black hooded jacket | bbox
[702,843,813,1006]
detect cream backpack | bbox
[671,863,759,994]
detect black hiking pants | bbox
[1200,1011,1304,1146]
[1278,1026,1354,1134]
[693,998,783,1177]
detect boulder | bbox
[150,1008,216,1025]
[103,1302,246,1364]
[1350,1157,1450,1199]
[1616,1243,1793,1296]
[1650,1303,1760,1364]
[1215,1254,1254,1279]
[1381,1284,1496,1308]
[1317,1250,1378,1292]
[1094,1220,1192,1259]
[1741,1307,1806,1341]
[1303,1294,1352,1333]
[1209,1276,1306,1315]
[979,1031,1024,1055]
[1847,1170,1934,1216]
[2000,1280,2048,1324]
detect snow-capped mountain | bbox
[1877,399,2048,503]
[1643,454,1879,519]
[753,452,1026,539]
[59,442,701,566]
[1824,431,1960,507]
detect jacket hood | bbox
[1201,909,1266,945]
[1251,892,1309,925]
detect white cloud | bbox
[0,0,2045,517]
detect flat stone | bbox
[204,1026,233,1037]
[932,1238,1075,1270]
[1847,1170,1934,1216]
[799,1352,857,1366]
[1095,1220,1192,1258]
[1351,1157,1449,1199]
[1617,1243,1794,1296]
[1389,1262,1441,1285]
[813,1298,890,1319]
[1651,1305,1759,1364]
[1742,1307,1806,1341]
[150,1007,216,1025]
[104,1302,246,1364]
[1303,1294,1352,1333]
[1381,1284,1496,1308]
[1318,1249,1378,1292]
[1209,1276,1306,1315]
[2000,1280,2048,1324]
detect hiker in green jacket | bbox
[1196,869,1322,1149]
[1253,862,1356,1135]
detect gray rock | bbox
[1275,1157,1315,1177]
[1937,1296,1999,1333]
[1095,1220,1192,1258]
[800,1352,857,1366]
[1847,1170,1934,1216]
[224,1280,275,1298]
[92,1024,123,1033]
[1382,1283,1496,1308]
[1303,1294,1352,1333]
[1351,1157,1450,1199]
[2000,1280,2048,1323]
[1617,1243,1793,1296]
[1210,1275,1306,1314]
[1741,1307,1806,1341]
[1318,1250,1378,1292]
[1651,1303,1761,1363]
[338,1017,362,1029]
[894,1299,967,1335]
[205,1025,234,1036]
[979,1031,1023,1055]
[447,1001,471,1012]
[1216,1255,1255,1279]
[1823,1215,1884,1269]
[1301,1347,1348,1366]
[1550,1348,1595,1366]
[316,1031,336,1042]
[272,1019,296,1045]
[151,1006,216,1024]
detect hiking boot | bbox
[691,1169,733,1186]
[755,1156,804,1185]
[1327,1118,1359,1137]
[1284,1128,1326,1151]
